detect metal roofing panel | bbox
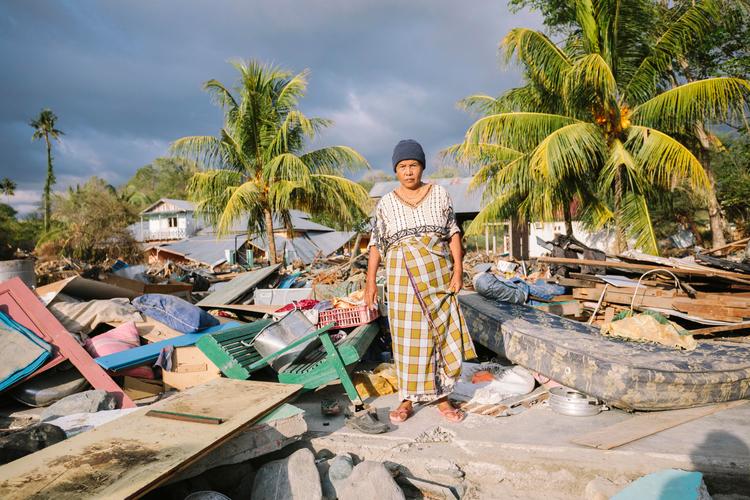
[196,264,282,306]
[157,235,248,266]
[306,231,356,256]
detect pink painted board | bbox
[0,277,135,408]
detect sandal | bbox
[437,403,465,423]
[389,402,413,424]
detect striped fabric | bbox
[386,234,477,402]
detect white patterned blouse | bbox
[368,184,461,256]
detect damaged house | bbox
[131,198,358,268]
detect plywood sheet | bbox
[0,378,302,499]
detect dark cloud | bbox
[0,0,541,212]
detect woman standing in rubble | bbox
[364,139,476,424]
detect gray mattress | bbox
[458,292,750,410]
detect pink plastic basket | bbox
[317,305,379,328]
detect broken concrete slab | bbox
[336,461,405,500]
[0,423,66,465]
[170,404,307,482]
[251,448,322,500]
[40,389,116,422]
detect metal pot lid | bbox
[549,387,604,417]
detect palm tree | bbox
[172,60,371,263]
[451,0,750,253]
[0,177,16,204]
[30,109,64,232]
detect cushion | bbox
[83,322,154,379]
[132,294,219,334]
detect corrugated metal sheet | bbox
[368,177,484,215]
[156,235,248,266]
[306,231,356,256]
[140,198,197,215]
[196,264,282,306]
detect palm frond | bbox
[599,139,643,195]
[565,53,617,104]
[170,136,225,169]
[203,79,239,110]
[457,94,505,116]
[527,122,605,180]
[573,0,601,54]
[289,175,373,229]
[501,28,572,93]
[626,126,709,192]
[465,112,580,153]
[215,181,264,236]
[300,146,369,175]
[465,190,520,236]
[631,77,750,132]
[624,0,721,104]
[621,192,658,254]
[263,153,313,188]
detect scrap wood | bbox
[702,236,750,256]
[0,379,302,499]
[571,400,748,450]
[0,277,135,409]
[687,322,750,336]
[537,256,750,284]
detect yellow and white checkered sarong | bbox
[386,234,476,402]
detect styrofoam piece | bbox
[253,288,313,306]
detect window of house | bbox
[168,217,178,228]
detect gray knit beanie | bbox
[392,139,426,171]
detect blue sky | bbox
[0,1,541,214]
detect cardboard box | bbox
[162,346,221,391]
[123,376,164,400]
[103,274,193,297]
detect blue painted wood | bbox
[95,322,240,371]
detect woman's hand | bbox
[364,281,378,309]
[449,269,463,294]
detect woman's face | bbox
[395,159,424,189]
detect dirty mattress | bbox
[458,292,750,410]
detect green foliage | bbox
[0,177,16,201]
[40,177,141,263]
[713,134,750,232]
[120,157,198,208]
[172,60,371,262]
[449,0,750,254]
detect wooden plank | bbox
[196,265,281,307]
[671,301,749,321]
[0,379,302,499]
[702,237,750,255]
[0,277,135,409]
[688,322,750,336]
[571,400,748,450]
[537,256,750,283]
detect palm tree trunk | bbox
[694,123,726,249]
[264,208,278,264]
[43,134,53,232]
[563,202,574,237]
[703,151,726,249]
[614,165,626,253]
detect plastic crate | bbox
[317,305,379,328]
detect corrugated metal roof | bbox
[155,234,248,266]
[194,210,336,235]
[140,198,196,215]
[368,177,484,214]
[306,231,356,256]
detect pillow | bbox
[83,321,154,379]
[132,294,219,334]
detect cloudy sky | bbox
[0,1,541,214]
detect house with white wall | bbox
[133,198,203,242]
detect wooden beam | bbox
[537,256,750,283]
[571,400,748,450]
